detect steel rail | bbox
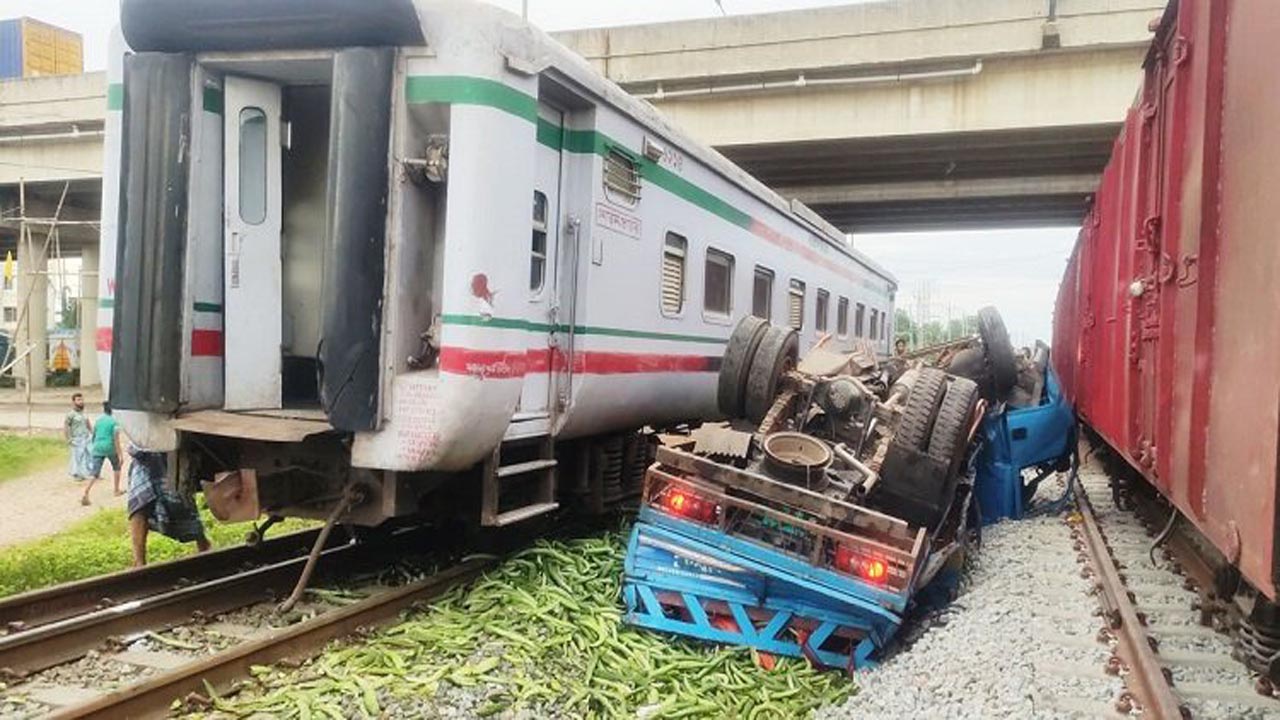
[49,557,495,720]
[0,527,431,677]
[0,527,328,633]
[1074,476,1185,719]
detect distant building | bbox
[0,17,83,80]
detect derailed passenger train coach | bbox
[98,0,897,528]
[1054,0,1280,609]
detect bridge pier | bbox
[14,252,48,391]
[78,245,99,388]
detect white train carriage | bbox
[98,0,897,527]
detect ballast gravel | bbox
[821,479,1124,720]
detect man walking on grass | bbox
[126,444,211,566]
[63,393,93,482]
[81,403,125,506]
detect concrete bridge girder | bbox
[554,0,1163,230]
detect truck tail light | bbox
[834,544,888,584]
[658,486,720,525]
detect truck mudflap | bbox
[623,515,904,670]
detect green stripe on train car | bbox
[106,83,123,111]
[203,86,224,115]
[440,314,727,345]
[406,75,537,122]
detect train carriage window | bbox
[837,297,849,336]
[881,313,888,345]
[752,266,773,320]
[815,289,829,332]
[604,145,641,206]
[530,191,548,292]
[870,309,879,341]
[855,302,866,337]
[661,232,686,315]
[238,107,268,225]
[788,280,805,329]
[704,248,734,317]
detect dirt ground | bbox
[0,459,127,548]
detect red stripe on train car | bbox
[94,328,223,357]
[190,330,223,357]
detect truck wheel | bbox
[744,326,799,424]
[927,376,980,476]
[718,316,770,418]
[977,306,1017,399]
[895,367,948,451]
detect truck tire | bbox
[926,376,980,476]
[895,367,948,451]
[977,306,1017,399]
[744,326,799,424]
[717,316,770,418]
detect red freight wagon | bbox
[1054,0,1280,608]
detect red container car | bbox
[1054,0,1280,601]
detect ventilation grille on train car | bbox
[604,146,641,206]
[662,232,686,315]
[788,279,805,329]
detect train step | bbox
[481,436,558,526]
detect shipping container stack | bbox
[0,17,83,80]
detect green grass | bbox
[0,434,66,483]
[0,505,317,598]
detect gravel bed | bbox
[820,480,1123,719]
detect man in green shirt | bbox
[82,403,125,506]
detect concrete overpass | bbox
[0,72,105,389]
[555,0,1164,230]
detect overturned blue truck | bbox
[621,311,1075,669]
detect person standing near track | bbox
[126,444,212,566]
[81,403,125,506]
[63,392,93,483]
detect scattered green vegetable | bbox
[0,433,65,483]
[0,506,316,598]
[201,532,855,719]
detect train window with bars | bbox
[530,191,548,292]
[752,266,773,320]
[788,279,805,329]
[855,302,866,337]
[870,309,879,340]
[603,145,641,206]
[661,232,687,315]
[837,297,849,336]
[704,248,734,317]
[816,289,829,332]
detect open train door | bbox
[222,76,284,410]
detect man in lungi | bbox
[63,393,93,482]
[126,444,211,566]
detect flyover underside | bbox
[0,179,102,255]
[719,124,1116,231]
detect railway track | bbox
[1075,465,1280,719]
[0,522,492,719]
[0,527,329,635]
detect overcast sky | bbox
[8,0,1081,343]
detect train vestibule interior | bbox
[203,53,333,412]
